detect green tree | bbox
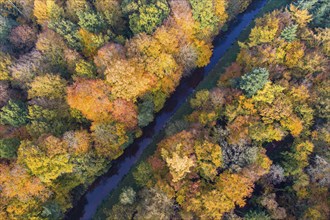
[123,0,170,35]
[27,105,69,137]
[133,161,153,186]
[245,210,271,220]
[188,0,227,36]
[280,24,298,42]
[297,0,330,28]
[74,60,97,78]
[0,138,20,159]
[77,10,106,33]
[239,67,269,97]
[137,96,154,127]
[48,19,82,50]
[190,90,210,109]
[91,122,128,158]
[0,100,29,127]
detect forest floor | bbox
[93,0,292,219]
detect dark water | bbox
[65,1,267,219]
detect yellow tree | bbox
[17,136,74,184]
[0,52,12,80]
[105,58,156,101]
[289,4,312,27]
[78,28,107,57]
[188,172,254,219]
[248,12,279,47]
[162,149,195,183]
[33,0,63,25]
[28,74,66,100]
[67,79,113,122]
[194,140,222,181]
[0,164,50,201]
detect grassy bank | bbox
[93,0,292,219]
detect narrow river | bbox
[66,0,267,219]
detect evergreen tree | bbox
[77,10,106,33]
[281,24,298,42]
[239,68,269,97]
[48,19,82,50]
[0,100,29,127]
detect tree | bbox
[33,0,63,25]
[248,13,279,47]
[245,210,271,220]
[0,138,20,159]
[105,57,156,101]
[0,164,50,201]
[9,24,37,52]
[124,0,170,35]
[94,0,126,34]
[17,137,74,184]
[91,122,128,158]
[133,161,153,186]
[119,187,136,205]
[48,18,82,50]
[63,130,91,154]
[289,4,312,27]
[135,188,174,220]
[265,164,286,185]
[137,96,155,127]
[93,43,125,74]
[161,149,195,182]
[188,172,254,219]
[296,0,330,28]
[26,104,69,137]
[188,0,228,38]
[65,0,90,21]
[280,24,298,42]
[111,99,138,130]
[10,49,45,86]
[249,123,284,142]
[194,140,222,180]
[306,155,330,187]
[194,39,213,67]
[0,52,13,81]
[67,79,113,122]
[35,29,68,76]
[0,82,10,107]
[74,60,97,78]
[190,90,210,109]
[78,28,108,57]
[0,100,29,127]
[0,15,14,43]
[284,41,305,68]
[77,10,106,33]
[239,68,269,97]
[28,74,66,100]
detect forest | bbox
[0,0,260,219]
[104,1,330,220]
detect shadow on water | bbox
[65,1,267,219]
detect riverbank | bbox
[92,0,292,219]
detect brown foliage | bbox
[9,25,37,52]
